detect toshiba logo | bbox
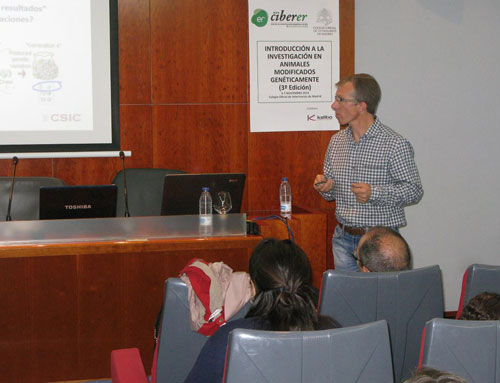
[64,204,91,210]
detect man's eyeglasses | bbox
[334,95,358,104]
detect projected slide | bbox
[0,0,117,149]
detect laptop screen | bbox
[39,185,117,220]
[160,173,246,215]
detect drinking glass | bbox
[213,191,232,214]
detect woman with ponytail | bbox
[185,238,340,383]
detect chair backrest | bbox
[155,278,249,383]
[0,176,66,221]
[318,265,443,383]
[456,264,500,318]
[112,168,185,217]
[223,320,393,383]
[420,318,500,383]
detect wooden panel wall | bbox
[0,0,353,219]
[0,237,261,382]
[0,0,353,379]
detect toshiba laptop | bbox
[39,185,117,220]
[160,173,245,215]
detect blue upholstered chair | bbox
[155,278,250,382]
[456,264,500,318]
[223,320,394,383]
[318,265,443,382]
[420,318,500,383]
[111,278,249,383]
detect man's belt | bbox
[340,224,368,236]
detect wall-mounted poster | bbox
[249,0,340,132]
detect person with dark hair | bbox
[355,226,411,272]
[314,73,423,272]
[185,238,340,383]
[459,291,500,320]
[404,366,468,383]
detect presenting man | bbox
[314,74,423,271]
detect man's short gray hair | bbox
[358,226,411,272]
[336,73,381,115]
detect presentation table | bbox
[0,211,327,382]
[0,215,258,382]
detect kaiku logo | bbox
[251,9,268,27]
[308,115,333,122]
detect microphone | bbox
[119,151,131,217]
[6,156,19,221]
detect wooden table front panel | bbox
[0,236,261,383]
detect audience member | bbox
[404,367,468,383]
[185,238,340,383]
[356,226,411,272]
[459,291,500,320]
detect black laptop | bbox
[39,185,118,220]
[160,173,246,215]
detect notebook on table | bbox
[39,185,118,220]
[160,173,246,215]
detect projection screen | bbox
[0,0,120,154]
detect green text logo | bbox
[251,9,268,27]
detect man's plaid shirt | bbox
[321,117,423,227]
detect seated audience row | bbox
[185,238,340,383]
[184,229,498,382]
[357,227,500,321]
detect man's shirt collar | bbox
[348,115,381,143]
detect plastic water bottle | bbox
[280,177,292,218]
[199,187,213,225]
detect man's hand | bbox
[314,174,334,193]
[351,183,371,203]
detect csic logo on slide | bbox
[49,113,82,122]
[251,9,268,27]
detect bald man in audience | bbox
[355,226,411,272]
